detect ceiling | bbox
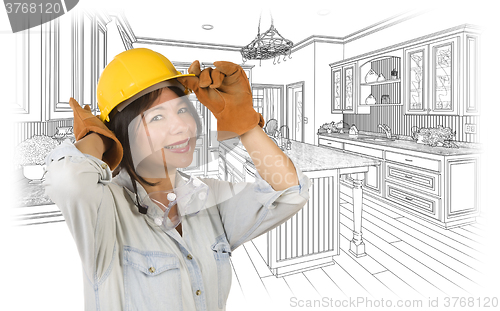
[83,0,428,47]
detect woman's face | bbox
[128,87,197,178]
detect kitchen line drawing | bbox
[5,2,497,310]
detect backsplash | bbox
[13,119,74,148]
[343,106,480,143]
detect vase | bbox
[23,165,46,183]
[365,94,376,105]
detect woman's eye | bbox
[150,115,164,122]
[178,107,188,114]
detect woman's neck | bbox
[140,173,177,194]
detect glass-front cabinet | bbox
[429,37,458,115]
[404,37,459,115]
[406,45,428,114]
[404,31,478,116]
[331,62,357,114]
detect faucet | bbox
[378,124,392,138]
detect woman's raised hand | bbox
[177,61,264,141]
[69,97,123,170]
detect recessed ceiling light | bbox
[202,24,213,30]
[317,9,330,16]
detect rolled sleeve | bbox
[208,158,311,251]
[43,141,116,282]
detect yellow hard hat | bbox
[97,48,195,122]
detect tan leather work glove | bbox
[69,97,123,170]
[177,61,265,141]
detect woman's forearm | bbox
[240,125,299,191]
[74,132,113,160]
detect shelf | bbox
[360,103,403,106]
[360,79,401,86]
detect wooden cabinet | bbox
[404,29,480,116]
[8,24,43,122]
[405,44,428,114]
[331,62,367,114]
[47,11,110,119]
[445,156,480,223]
[317,134,480,228]
[10,10,111,121]
[429,36,459,115]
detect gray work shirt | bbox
[43,140,311,311]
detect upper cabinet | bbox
[331,62,368,114]
[49,11,110,119]
[329,25,480,117]
[11,10,111,121]
[404,29,480,116]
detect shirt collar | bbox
[112,169,206,220]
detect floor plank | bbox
[398,218,484,253]
[341,202,485,283]
[261,275,295,309]
[230,243,272,308]
[302,268,346,298]
[283,272,322,299]
[341,194,483,269]
[333,234,397,299]
[321,262,370,298]
[372,270,420,298]
[391,240,485,295]
[339,213,468,296]
[245,241,274,278]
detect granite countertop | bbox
[221,138,379,172]
[318,132,481,156]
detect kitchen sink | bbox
[357,136,397,142]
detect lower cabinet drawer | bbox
[386,182,440,219]
[386,151,441,172]
[344,143,384,159]
[386,162,440,196]
[318,138,343,149]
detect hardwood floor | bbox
[10,184,495,311]
[226,184,493,311]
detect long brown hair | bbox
[107,86,202,188]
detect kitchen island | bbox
[219,138,379,277]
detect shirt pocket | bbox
[123,246,183,311]
[211,234,232,309]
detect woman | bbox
[44,48,310,311]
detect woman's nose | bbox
[167,113,190,134]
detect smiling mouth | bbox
[165,138,190,149]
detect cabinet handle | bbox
[405,159,413,162]
[405,196,414,201]
[405,175,413,179]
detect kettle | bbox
[411,126,425,144]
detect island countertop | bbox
[221,138,380,173]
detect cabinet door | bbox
[404,44,428,114]
[364,161,383,195]
[331,68,342,113]
[464,34,480,115]
[343,64,355,113]
[429,37,459,115]
[445,157,479,221]
[9,25,43,122]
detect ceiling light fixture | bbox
[202,24,213,30]
[241,15,293,65]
